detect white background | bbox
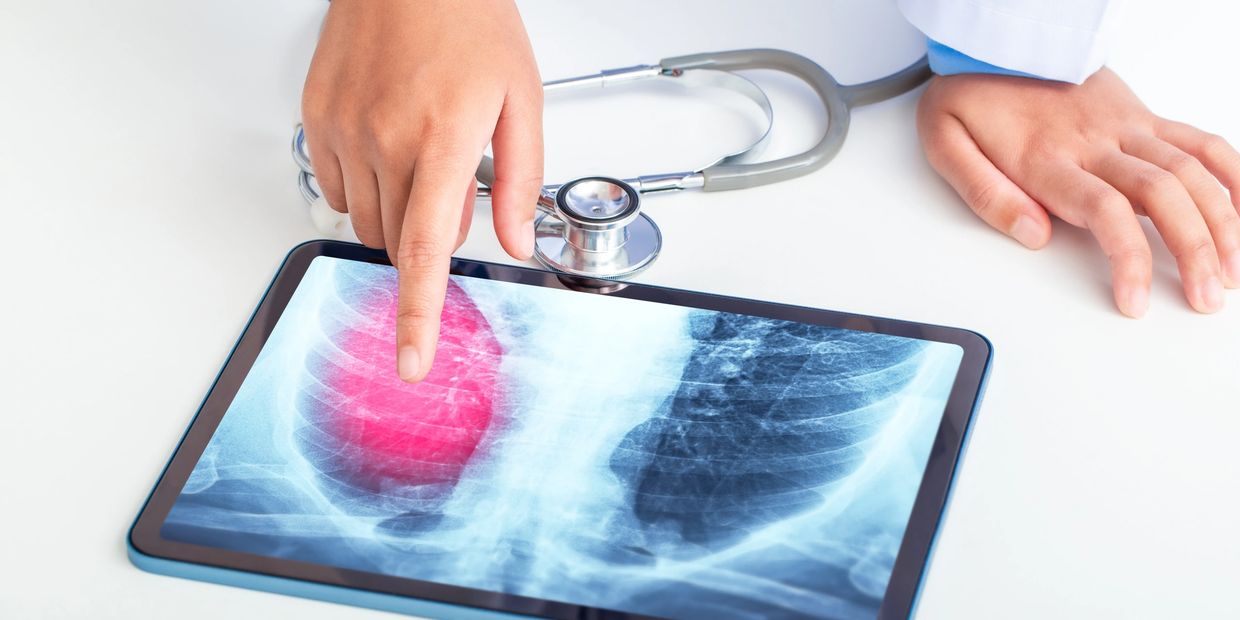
[2,1,1238,618]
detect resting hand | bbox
[917,68,1240,317]
[301,0,542,381]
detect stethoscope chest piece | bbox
[533,177,662,279]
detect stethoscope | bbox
[292,49,929,281]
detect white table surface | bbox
[3,1,1238,618]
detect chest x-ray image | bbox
[163,257,963,620]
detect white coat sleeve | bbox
[896,0,1123,84]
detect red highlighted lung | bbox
[300,279,503,497]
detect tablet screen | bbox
[160,256,964,620]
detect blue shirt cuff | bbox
[925,38,1039,80]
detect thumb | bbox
[921,113,1052,249]
[489,86,544,260]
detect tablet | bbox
[129,240,991,620]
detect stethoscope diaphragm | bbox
[533,177,661,279]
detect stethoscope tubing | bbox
[294,49,931,205]
[471,48,930,194]
[291,49,930,281]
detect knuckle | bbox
[334,109,367,145]
[1217,234,1240,259]
[509,80,544,111]
[964,180,1005,220]
[1201,133,1234,161]
[397,237,449,272]
[1085,186,1129,214]
[1216,209,1240,232]
[1134,168,1180,200]
[396,303,437,328]
[1023,140,1062,167]
[300,108,328,131]
[394,288,446,327]
[410,121,478,173]
[417,115,465,150]
[365,114,416,164]
[1172,236,1216,261]
[300,95,333,127]
[1108,245,1151,267]
[373,135,415,169]
[362,106,393,136]
[1164,151,1204,178]
[492,165,544,188]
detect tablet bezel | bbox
[129,240,992,620]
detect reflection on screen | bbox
[162,257,963,620]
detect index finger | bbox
[394,153,477,383]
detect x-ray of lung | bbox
[163,257,963,620]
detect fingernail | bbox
[519,218,535,260]
[1122,286,1149,319]
[1196,276,1225,313]
[1225,253,1240,289]
[1010,215,1043,249]
[398,346,422,382]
